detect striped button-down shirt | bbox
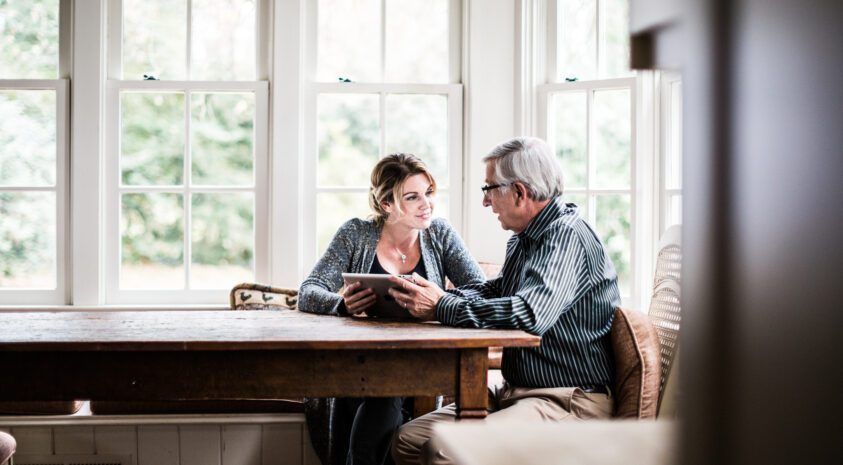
[436,197,620,388]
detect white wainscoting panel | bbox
[222,425,262,465]
[1,415,310,465]
[302,426,321,465]
[9,426,53,454]
[180,425,221,465]
[261,424,301,465]
[54,426,96,454]
[137,425,179,465]
[94,426,138,465]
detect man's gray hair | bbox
[482,137,564,201]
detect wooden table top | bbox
[0,310,541,351]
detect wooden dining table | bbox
[0,310,540,419]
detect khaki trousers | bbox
[391,382,614,465]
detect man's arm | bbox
[436,227,590,335]
[446,276,502,300]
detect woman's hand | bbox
[387,273,445,321]
[341,282,376,315]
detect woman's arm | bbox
[298,220,359,315]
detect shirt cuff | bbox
[435,293,462,325]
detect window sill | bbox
[0,304,230,312]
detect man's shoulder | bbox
[540,206,585,239]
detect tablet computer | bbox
[341,273,415,319]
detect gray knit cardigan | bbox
[299,217,485,316]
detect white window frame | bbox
[532,0,652,308]
[300,0,464,272]
[538,78,639,304]
[103,0,271,305]
[0,0,72,306]
[659,71,682,233]
[0,79,70,306]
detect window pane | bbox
[666,80,682,189]
[191,92,254,186]
[317,0,380,82]
[595,194,630,295]
[317,192,371,256]
[121,193,184,289]
[563,193,587,213]
[385,94,449,185]
[599,0,632,78]
[121,92,185,186]
[123,0,187,80]
[0,0,59,79]
[550,92,587,188]
[190,193,253,288]
[667,193,682,227]
[0,90,56,186]
[557,0,596,81]
[433,191,449,221]
[191,0,255,80]
[593,89,631,189]
[385,0,448,83]
[317,94,379,187]
[0,192,55,288]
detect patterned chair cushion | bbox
[230,282,298,310]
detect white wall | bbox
[462,0,518,264]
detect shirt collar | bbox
[518,196,570,241]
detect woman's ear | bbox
[381,200,393,214]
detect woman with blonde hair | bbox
[299,153,484,465]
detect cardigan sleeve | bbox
[298,219,360,316]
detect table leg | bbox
[455,348,489,419]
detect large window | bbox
[105,0,269,304]
[304,0,463,265]
[540,0,636,300]
[0,0,68,304]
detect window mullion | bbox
[380,0,386,81]
[545,0,557,83]
[379,91,386,158]
[59,0,73,78]
[595,0,601,78]
[448,0,461,84]
[183,91,192,291]
[586,88,594,222]
[186,0,193,79]
[71,0,107,305]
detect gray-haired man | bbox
[387,137,621,465]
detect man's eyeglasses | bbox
[481,183,509,197]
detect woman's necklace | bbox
[395,247,407,264]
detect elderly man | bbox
[387,137,620,465]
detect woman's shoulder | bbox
[336,217,377,238]
[428,217,456,235]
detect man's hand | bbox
[387,273,445,321]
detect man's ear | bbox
[513,183,528,204]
